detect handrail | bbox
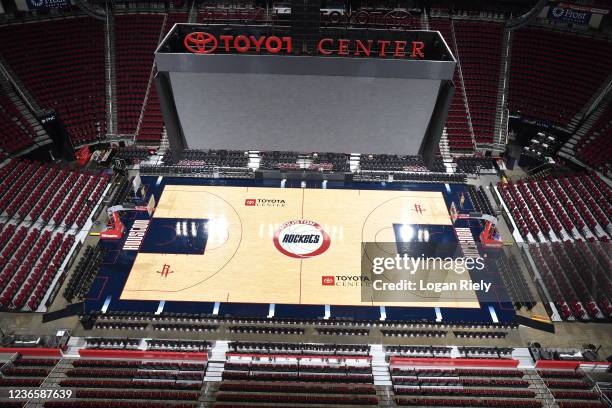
[0,60,38,115]
[450,19,477,151]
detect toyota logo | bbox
[384,10,413,27]
[184,32,218,54]
[552,7,565,17]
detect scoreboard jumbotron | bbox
[155,24,456,168]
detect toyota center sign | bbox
[155,24,455,165]
[184,32,426,59]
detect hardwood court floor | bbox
[120,185,480,308]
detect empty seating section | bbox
[137,81,164,142]
[2,11,612,168]
[0,93,35,153]
[380,329,448,337]
[456,157,496,174]
[575,102,612,175]
[317,327,369,336]
[147,339,212,353]
[458,346,513,359]
[385,346,452,358]
[0,159,109,227]
[509,28,612,126]
[541,369,606,408]
[497,173,611,243]
[0,226,74,311]
[0,355,58,392]
[454,21,503,145]
[217,356,376,406]
[63,245,104,302]
[85,337,140,350]
[94,321,149,331]
[454,331,507,339]
[0,158,107,311]
[46,402,196,408]
[227,341,370,356]
[152,323,218,332]
[0,18,106,145]
[497,251,536,311]
[259,151,300,170]
[527,241,611,321]
[52,358,205,407]
[391,172,468,184]
[137,12,188,143]
[114,146,151,164]
[360,154,426,171]
[162,12,188,36]
[178,149,249,168]
[468,185,495,215]
[392,366,539,407]
[2,350,611,408]
[430,18,474,153]
[228,326,304,335]
[311,152,350,172]
[115,13,165,134]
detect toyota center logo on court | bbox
[273,220,331,259]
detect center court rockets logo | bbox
[273,220,331,259]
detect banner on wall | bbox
[546,2,609,27]
[16,0,71,11]
[548,5,591,24]
[557,2,609,15]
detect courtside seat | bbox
[227,341,370,356]
[385,345,451,358]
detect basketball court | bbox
[119,184,480,308]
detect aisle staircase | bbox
[559,93,612,163]
[490,25,512,154]
[25,358,73,408]
[0,67,52,155]
[204,340,228,382]
[104,9,118,136]
[526,369,560,408]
